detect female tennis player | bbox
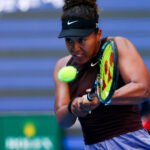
[53,0,150,149]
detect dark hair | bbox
[61,0,99,22]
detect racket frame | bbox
[87,39,119,104]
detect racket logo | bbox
[91,61,98,67]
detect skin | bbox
[53,29,150,128]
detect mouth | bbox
[72,53,88,64]
[73,54,84,60]
[76,54,82,57]
[72,53,83,57]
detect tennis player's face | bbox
[65,30,101,64]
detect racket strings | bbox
[99,44,114,101]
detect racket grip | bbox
[87,93,98,101]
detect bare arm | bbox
[54,56,100,127]
[53,55,77,128]
[110,37,150,104]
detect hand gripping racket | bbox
[87,39,119,105]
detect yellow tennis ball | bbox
[58,66,77,82]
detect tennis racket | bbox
[87,39,119,105]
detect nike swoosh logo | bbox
[67,20,78,25]
[91,61,98,67]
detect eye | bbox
[65,38,73,44]
[78,38,86,44]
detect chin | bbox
[73,55,89,64]
[76,59,88,64]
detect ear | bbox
[97,29,102,41]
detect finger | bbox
[82,95,90,103]
[71,97,89,117]
[77,98,86,112]
[80,104,90,112]
[86,88,92,93]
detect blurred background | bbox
[0,0,150,149]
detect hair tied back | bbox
[63,0,97,11]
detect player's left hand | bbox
[80,89,100,112]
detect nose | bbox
[73,41,81,53]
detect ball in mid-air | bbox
[58,66,77,82]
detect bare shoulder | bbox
[107,36,136,53]
[106,36,142,62]
[54,55,72,71]
[107,36,150,83]
[107,36,131,45]
[53,55,72,79]
[107,36,128,42]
